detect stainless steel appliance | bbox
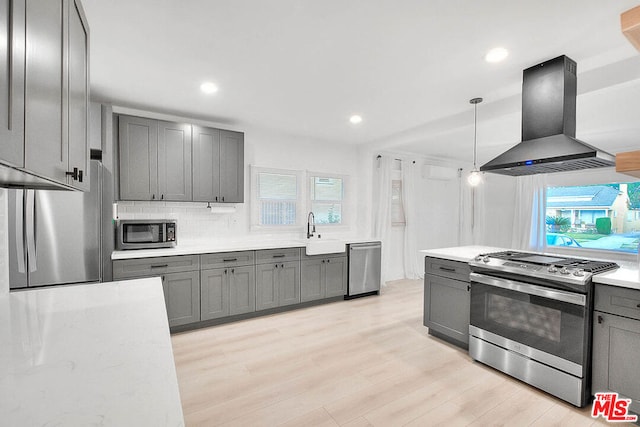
[8,159,105,289]
[468,251,619,407]
[346,241,381,299]
[116,219,177,250]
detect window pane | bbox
[311,177,343,201]
[260,201,296,225]
[545,183,640,254]
[311,202,342,224]
[259,173,297,200]
[391,179,405,225]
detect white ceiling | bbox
[82,0,640,163]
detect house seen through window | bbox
[545,183,640,254]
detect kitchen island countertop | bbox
[419,245,509,263]
[0,278,184,426]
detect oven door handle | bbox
[469,273,586,306]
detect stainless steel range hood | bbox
[480,55,616,176]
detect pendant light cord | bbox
[469,97,483,170]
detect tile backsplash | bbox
[116,201,248,242]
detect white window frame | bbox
[306,172,350,228]
[250,165,305,230]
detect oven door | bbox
[470,272,588,375]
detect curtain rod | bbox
[377,154,415,163]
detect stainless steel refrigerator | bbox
[8,159,108,289]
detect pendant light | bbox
[468,97,483,186]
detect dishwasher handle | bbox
[350,243,381,251]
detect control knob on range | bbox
[559,267,570,275]
[547,266,558,273]
[573,269,585,277]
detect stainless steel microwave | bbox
[116,220,177,250]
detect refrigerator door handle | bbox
[15,190,26,273]
[25,189,37,272]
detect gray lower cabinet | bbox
[301,256,347,302]
[113,255,201,327]
[592,284,640,415]
[423,256,471,348]
[256,261,300,310]
[162,271,200,327]
[201,265,255,320]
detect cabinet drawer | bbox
[302,252,347,260]
[424,257,470,282]
[595,284,640,321]
[201,251,255,269]
[113,255,200,279]
[255,248,301,265]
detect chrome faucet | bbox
[307,212,316,239]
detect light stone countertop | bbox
[112,237,380,260]
[0,278,184,426]
[419,245,509,263]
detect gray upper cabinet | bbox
[0,0,90,190]
[192,125,221,202]
[219,130,244,203]
[119,115,158,200]
[157,120,192,201]
[0,0,25,167]
[119,115,192,201]
[192,126,244,203]
[66,0,90,191]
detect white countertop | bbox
[112,237,379,260]
[0,278,184,426]
[419,245,640,290]
[419,245,509,263]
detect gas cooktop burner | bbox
[469,250,619,291]
[482,251,619,274]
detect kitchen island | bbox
[0,278,184,426]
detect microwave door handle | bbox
[469,273,586,306]
[25,190,37,272]
[14,190,26,273]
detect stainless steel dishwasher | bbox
[346,241,381,299]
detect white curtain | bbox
[401,160,422,279]
[373,155,393,286]
[511,175,547,251]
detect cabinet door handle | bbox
[439,266,456,273]
[215,196,218,202]
[78,170,83,183]
[151,264,169,269]
[161,275,165,282]
[281,264,284,268]
[223,258,238,262]
[467,285,471,292]
[636,303,640,309]
[152,194,156,200]
[327,259,330,263]
[272,254,286,258]
[222,196,225,202]
[274,264,278,269]
[224,269,227,274]
[66,167,79,180]
[322,260,325,263]
[231,268,235,274]
[598,315,604,324]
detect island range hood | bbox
[480,55,616,176]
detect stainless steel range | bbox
[468,251,619,407]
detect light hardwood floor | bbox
[171,279,634,426]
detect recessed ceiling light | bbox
[200,82,219,94]
[485,47,509,63]
[349,115,363,124]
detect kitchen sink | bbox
[305,239,346,255]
